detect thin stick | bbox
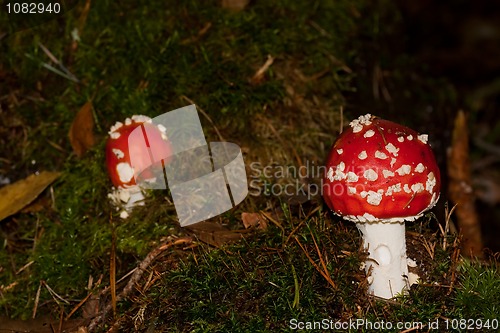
[43,280,70,304]
[33,281,42,319]
[285,206,321,245]
[66,292,92,320]
[310,230,337,289]
[259,210,284,233]
[291,264,300,308]
[25,52,79,83]
[440,203,458,250]
[116,268,137,284]
[110,222,117,318]
[250,54,274,84]
[294,236,336,290]
[58,307,64,333]
[420,234,436,260]
[16,260,34,275]
[181,95,225,142]
[38,43,79,82]
[87,237,193,331]
[447,238,461,296]
[66,275,103,320]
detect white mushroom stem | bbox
[107,185,146,219]
[356,222,409,299]
[124,186,146,210]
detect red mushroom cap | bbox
[323,114,441,222]
[105,115,171,188]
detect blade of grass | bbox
[291,264,300,308]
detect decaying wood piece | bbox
[447,110,483,257]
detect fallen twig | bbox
[447,237,462,296]
[87,237,193,331]
[250,54,274,85]
[66,275,103,320]
[294,234,337,290]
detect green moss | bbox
[2,0,499,330]
[453,260,500,320]
[144,218,363,332]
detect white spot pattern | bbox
[349,114,372,133]
[414,163,425,173]
[363,169,378,181]
[418,134,428,144]
[360,190,384,206]
[426,172,436,193]
[395,164,411,176]
[382,170,395,178]
[364,129,375,138]
[116,162,135,183]
[375,151,388,159]
[385,143,399,156]
[112,148,125,159]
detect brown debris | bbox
[68,101,96,157]
[242,212,268,229]
[447,110,483,257]
[249,55,274,85]
[87,237,193,331]
[294,232,337,290]
[186,221,250,247]
[0,171,60,222]
[180,22,212,45]
[221,0,250,12]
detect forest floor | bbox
[1,0,499,332]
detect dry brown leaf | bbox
[69,101,96,157]
[241,212,268,230]
[0,171,61,222]
[186,221,248,247]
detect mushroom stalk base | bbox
[356,222,409,299]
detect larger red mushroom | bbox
[323,114,441,299]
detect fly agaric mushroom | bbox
[323,114,440,299]
[106,115,171,218]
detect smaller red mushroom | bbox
[105,115,171,218]
[323,114,441,298]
